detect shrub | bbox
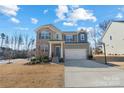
[44,56,49,59]
[31,57,36,62]
[29,57,37,64]
[29,56,49,64]
[36,56,43,63]
[42,56,49,63]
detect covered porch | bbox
[48,40,64,62]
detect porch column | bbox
[49,42,52,58]
[60,42,63,58]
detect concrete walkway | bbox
[65,59,124,87]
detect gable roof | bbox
[35,24,87,34]
[35,24,61,33]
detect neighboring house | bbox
[36,24,89,61]
[101,21,124,55]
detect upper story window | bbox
[80,34,85,41]
[65,35,73,42]
[41,31,51,39]
[110,35,112,40]
[56,34,59,40]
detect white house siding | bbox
[102,22,124,55]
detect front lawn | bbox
[0,59,64,88]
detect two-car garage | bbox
[64,43,89,60]
[65,49,87,60]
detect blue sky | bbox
[0,5,124,39]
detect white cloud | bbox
[43,9,48,14]
[31,18,38,24]
[69,5,80,11]
[55,5,68,21]
[15,27,29,31]
[0,5,19,16]
[63,22,77,26]
[116,13,123,19]
[70,8,96,22]
[10,17,20,24]
[55,6,97,26]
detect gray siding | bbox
[78,32,87,43]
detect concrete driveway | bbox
[65,59,124,87]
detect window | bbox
[110,35,112,40]
[41,44,48,53]
[56,34,59,40]
[65,35,73,42]
[73,35,77,41]
[41,31,51,39]
[80,34,85,40]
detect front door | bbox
[55,46,60,57]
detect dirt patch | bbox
[108,61,124,69]
[0,59,64,88]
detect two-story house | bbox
[36,24,89,61]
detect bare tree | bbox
[88,26,105,55]
[89,20,111,46]
[0,33,6,47]
[17,34,23,51]
[89,20,111,55]
[27,39,32,59]
[95,20,112,44]
[98,20,111,33]
[4,35,12,62]
[13,33,18,50]
[5,35,9,48]
[30,38,35,57]
[27,38,35,59]
[10,36,14,50]
[88,27,97,48]
[24,34,29,51]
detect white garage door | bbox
[65,49,87,59]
